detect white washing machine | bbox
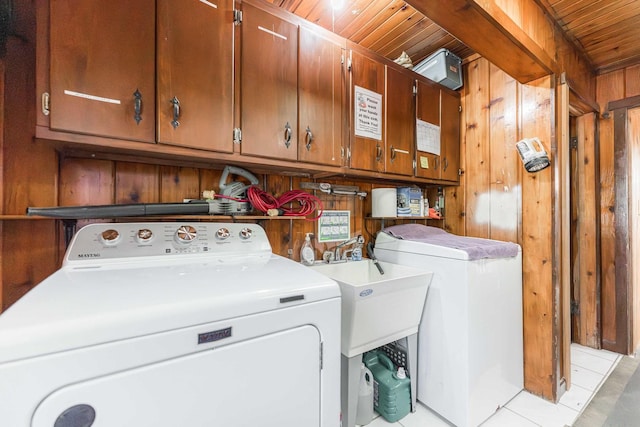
[374,224,523,427]
[0,222,341,427]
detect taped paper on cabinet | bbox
[417,119,440,155]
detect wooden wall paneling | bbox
[488,63,521,244]
[59,158,115,206]
[59,158,115,233]
[443,185,464,235]
[574,113,600,347]
[463,58,491,238]
[625,65,640,98]
[114,162,160,204]
[198,168,223,197]
[263,174,293,258]
[557,80,571,389]
[159,167,200,202]
[629,107,640,352]
[597,69,625,350]
[520,76,557,400]
[613,108,631,354]
[2,3,59,312]
[291,176,316,261]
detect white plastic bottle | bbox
[356,363,374,425]
[300,233,315,265]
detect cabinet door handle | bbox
[284,122,292,148]
[390,145,396,162]
[170,96,180,129]
[443,157,449,171]
[435,157,440,169]
[376,143,382,162]
[305,126,314,151]
[133,89,142,124]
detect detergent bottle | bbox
[355,363,374,425]
[363,350,411,423]
[300,233,315,265]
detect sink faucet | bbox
[333,234,364,261]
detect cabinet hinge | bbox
[458,105,462,113]
[570,137,578,149]
[233,128,242,144]
[41,92,50,116]
[458,168,464,176]
[233,9,243,25]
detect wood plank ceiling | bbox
[266,0,640,75]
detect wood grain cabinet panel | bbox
[440,89,461,182]
[157,0,234,153]
[297,26,345,166]
[348,49,385,172]
[240,3,298,161]
[385,66,415,176]
[415,79,441,180]
[49,0,155,142]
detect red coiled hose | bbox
[247,186,323,220]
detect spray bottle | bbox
[300,233,316,266]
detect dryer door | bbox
[33,325,321,427]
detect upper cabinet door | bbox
[297,27,345,167]
[349,49,385,172]
[440,90,461,182]
[415,79,441,180]
[157,0,234,153]
[49,0,155,143]
[385,67,415,176]
[240,3,298,161]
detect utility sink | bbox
[310,260,433,357]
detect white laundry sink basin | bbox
[310,260,433,357]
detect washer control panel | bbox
[64,222,272,264]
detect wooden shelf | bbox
[367,216,443,220]
[0,215,308,221]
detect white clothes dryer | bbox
[375,224,523,427]
[0,222,341,427]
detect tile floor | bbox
[359,343,621,427]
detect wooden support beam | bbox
[406,0,555,83]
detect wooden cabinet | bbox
[48,0,155,142]
[385,66,415,176]
[240,3,298,161]
[348,48,385,172]
[297,26,345,167]
[415,79,441,180]
[157,0,234,153]
[415,78,461,182]
[440,89,461,182]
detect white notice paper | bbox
[354,86,382,140]
[416,119,441,155]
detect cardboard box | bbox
[397,187,423,217]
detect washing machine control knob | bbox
[174,225,198,245]
[216,227,231,240]
[239,227,253,240]
[136,228,154,244]
[100,229,121,246]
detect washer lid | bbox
[0,255,339,363]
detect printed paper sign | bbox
[354,86,382,140]
[318,210,351,243]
